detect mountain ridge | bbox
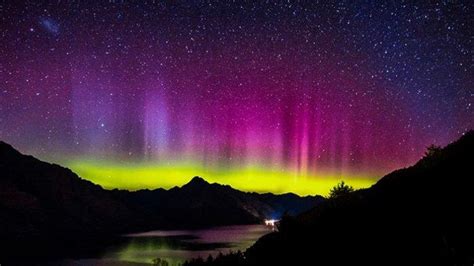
[0,140,323,258]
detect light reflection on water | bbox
[100,224,272,265]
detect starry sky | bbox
[0,1,472,195]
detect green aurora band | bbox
[66,159,376,196]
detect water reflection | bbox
[101,225,271,265]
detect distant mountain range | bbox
[112,176,323,229]
[0,141,323,258]
[183,131,474,266]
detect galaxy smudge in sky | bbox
[0,1,472,195]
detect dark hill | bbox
[0,141,323,258]
[184,131,474,266]
[0,141,154,257]
[113,176,322,229]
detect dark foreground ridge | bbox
[183,131,474,266]
[0,141,323,259]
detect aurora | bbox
[0,2,471,196]
[67,158,375,196]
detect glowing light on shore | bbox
[264,219,278,227]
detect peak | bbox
[182,176,212,189]
[188,176,209,185]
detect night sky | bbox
[0,1,472,195]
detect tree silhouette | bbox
[424,144,442,158]
[329,181,354,199]
[152,258,170,266]
[183,251,245,266]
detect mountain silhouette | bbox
[183,131,474,266]
[0,141,323,258]
[113,175,322,229]
[185,176,209,186]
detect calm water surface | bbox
[82,224,272,265]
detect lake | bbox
[74,224,272,265]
